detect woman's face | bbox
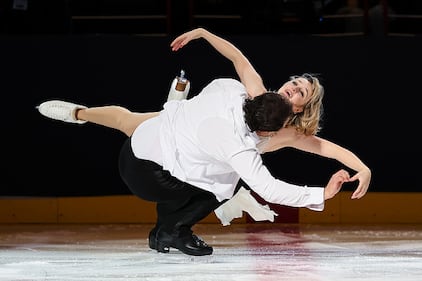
[277,77,313,113]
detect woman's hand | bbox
[170,28,204,52]
[350,168,371,199]
[324,169,350,200]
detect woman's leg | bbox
[76,106,159,137]
[37,100,159,137]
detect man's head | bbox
[243,91,293,132]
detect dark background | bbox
[1,0,421,196]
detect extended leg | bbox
[77,106,158,137]
[37,100,159,137]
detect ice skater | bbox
[37,28,370,256]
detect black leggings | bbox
[118,138,223,234]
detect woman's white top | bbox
[131,78,324,211]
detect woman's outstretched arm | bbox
[284,133,371,199]
[170,28,267,98]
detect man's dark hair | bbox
[243,91,293,132]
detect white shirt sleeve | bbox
[197,117,325,211]
[228,148,325,211]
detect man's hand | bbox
[324,169,351,200]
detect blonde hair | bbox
[284,74,324,136]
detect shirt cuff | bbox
[305,186,325,211]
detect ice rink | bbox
[0,223,421,281]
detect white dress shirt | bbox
[131,78,324,210]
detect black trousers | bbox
[118,138,223,235]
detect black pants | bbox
[118,138,223,235]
